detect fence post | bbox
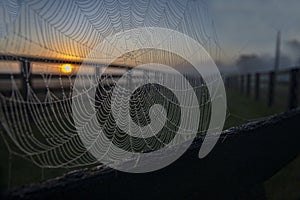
[128,67,133,90]
[268,71,275,107]
[21,60,31,100]
[246,74,251,96]
[230,76,233,89]
[225,77,229,88]
[95,65,101,81]
[236,75,239,90]
[255,73,260,100]
[240,75,244,93]
[289,68,299,110]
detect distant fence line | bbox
[1,55,299,111]
[0,55,178,99]
[0,55,132,99]
[0,55,207,100]
[225,67,300,110]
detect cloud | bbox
[286,39,300,65]
[236,54,271,73]
[287,39,300,51]
[235,53,291,73]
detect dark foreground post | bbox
[255,73,260,100]
[268,71,275,107]
[240,74,244,93]
[246,74,251,96]
[20,60,31,100]
[289,68,299,110]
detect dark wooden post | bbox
[236,75,239,90]
[95,65,101,81]
[231,76,234,89]
[268,72,275,107]
[240,75,244,93]
[21,60,31,100]
[128,67,133,90]
[289,68,299,110]
[225,77,229,88]
[255,73,260,100]
[230,76,233,89]
[246,74,251,96]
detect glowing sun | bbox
[61,64,73,74]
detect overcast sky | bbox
[209,0,300,69]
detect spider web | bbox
[0,0,224,186]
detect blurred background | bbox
[0,0,300,199]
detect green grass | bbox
[265,156,300,200]
[0,136,69,188]
[224,89,285,129]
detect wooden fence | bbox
[0,55,141,100]
[0,55,206,101]
[225,67,300,110]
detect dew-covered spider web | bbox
[0,0,237,187]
